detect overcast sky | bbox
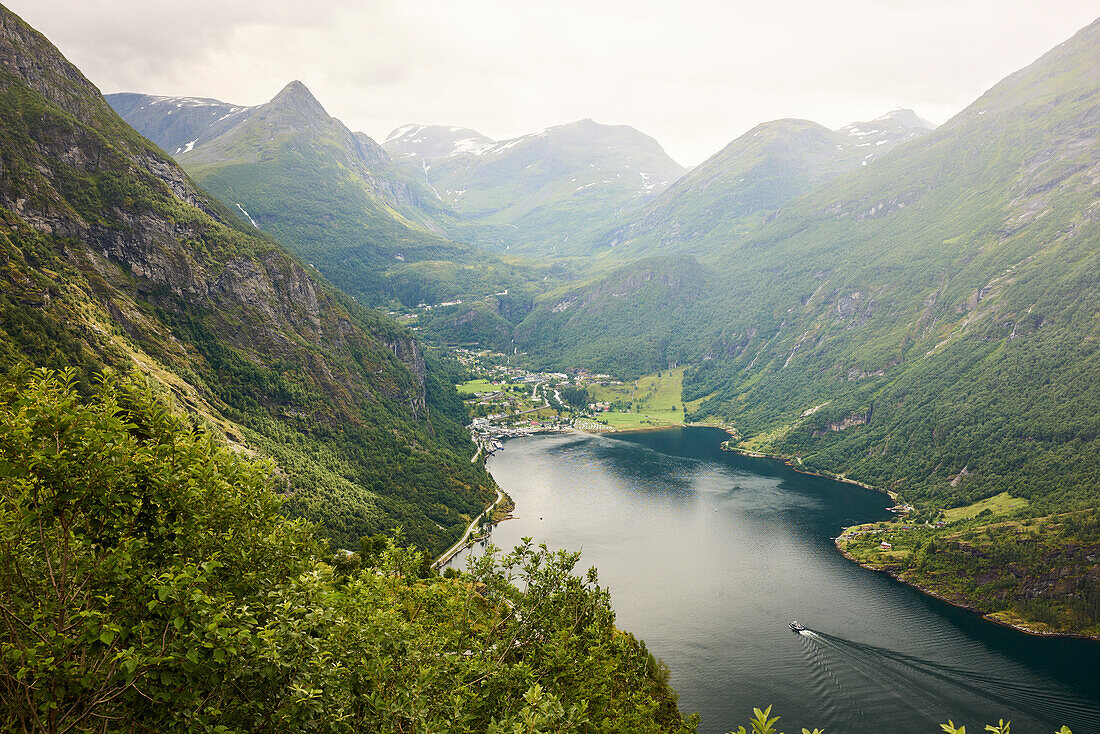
[7,1,1097,165]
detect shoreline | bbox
[834,541,1100,642]
[581,421,685,435]
[433,487,505,569]
[723,441,1096,641]
[573,418,735,437]
[661,428,1096,642]
[721,443,898,502]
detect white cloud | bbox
[7,0,1096,165]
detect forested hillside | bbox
[0,5,495,553]
[685,17,1100,512]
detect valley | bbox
[1,2,1097,731]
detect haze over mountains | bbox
[109,82,562,312]
[111,84,944,263]
[112,86,692,261]
[383,118,687,255]
[106,17,1099,521]
[100,92,257,155]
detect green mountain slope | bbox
[514,256,722,375]
[385,118,688,256]
[683,17,1100,512]
[0,4,496,553]
[1,369,697,732]
[596,110,934,258]
[175,82,477,296]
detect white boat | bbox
[789,621,806,632]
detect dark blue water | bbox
[448,427,1100,734]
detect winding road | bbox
[433,487,505,569]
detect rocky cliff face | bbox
[385,334,430,424]
[3,77,430,425]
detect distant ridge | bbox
[382,118,688,256]
[595,108,936,257]
[384,123,495,158]
[106,92,255,155]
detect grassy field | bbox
[633,368,685,415]
[586,368,687,428]
[456,379,499,395]
[737,423,796,451]
[599,411,681,430]
[943,491,1030,521]
[463,368,690,433]
[587,381,633,404]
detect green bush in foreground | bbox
[0,368,692,733]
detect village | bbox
[450,348,614,459]
[450,348,733,462]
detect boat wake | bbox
[796,631,1100,733]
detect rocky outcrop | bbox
[814,408,872,436]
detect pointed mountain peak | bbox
[843,109,936,134]
[268,80,328,117]
[276,79,311,98]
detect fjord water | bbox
[448,427,1100,734]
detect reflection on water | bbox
[448,427,1100,734]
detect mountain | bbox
[171,81,459,285]
[104,92,255,155]
[384,123,494,159]
[110,82,550,310]
[385,118,688,256]
[514,256,720,375]
[596,110,935,257]
[517,19,1099,519]
[838,108,936,155]
[177,80,387,168]
[0,5,496,553]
